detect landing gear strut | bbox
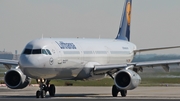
[112,85,127,97]
[36,79,56,98]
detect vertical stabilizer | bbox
[116,0,132,41]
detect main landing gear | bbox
[112,85,127,97]
[107,73,127,97]
[36,79,56,98]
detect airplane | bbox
[1,0,180,98]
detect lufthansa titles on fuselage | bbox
[56,41,76,49]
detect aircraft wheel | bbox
[40,90,46,98]
[112,85,119,97]
[36,90,40,98]
[49,84,56,97]
[120,90,127,97]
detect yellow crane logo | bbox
[126,2,131,26]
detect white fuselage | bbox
[19,38,136,80]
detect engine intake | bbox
[114,69,141,90]
[4,69,31,89]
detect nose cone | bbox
[19,54,41,68]
[19,54,48,78]
[19,54,57,79]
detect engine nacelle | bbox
[4,69,31,89]
[114,69,141,90]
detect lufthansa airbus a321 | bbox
[1,0,180,98]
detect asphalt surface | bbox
[0,86,180,101]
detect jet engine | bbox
[4,69,31,89]
[114,69,141,90]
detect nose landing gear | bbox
[36,79,56,98]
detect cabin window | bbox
[83,51,93,54]
[95,51,107,54]
[63,51,80,54]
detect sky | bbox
[1,0,180,54]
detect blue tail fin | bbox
[116,0,132,41]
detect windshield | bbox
[23,49,32,54]
[32,49,41,54]
[23,48,52,55]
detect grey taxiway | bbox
[0,86,180,101]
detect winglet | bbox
[116,0,132,41]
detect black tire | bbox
[36,90,40,98]
[112,85,119,97]
[40,90,46,98]
[49,84,56,97]
[120,90,127,97]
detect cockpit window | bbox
[23,49,32,54]
[46,49,52,55]
[42,49,48,55]
[32,49,41,54]
[23,48,51,55]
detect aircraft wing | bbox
[131,59,180,67]
[0,59,18,69]
[93,59,180,75]
[0,59,18,65]
[134,46,180,53]
[93,64,128,75]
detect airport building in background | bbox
[0,50,19,60]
